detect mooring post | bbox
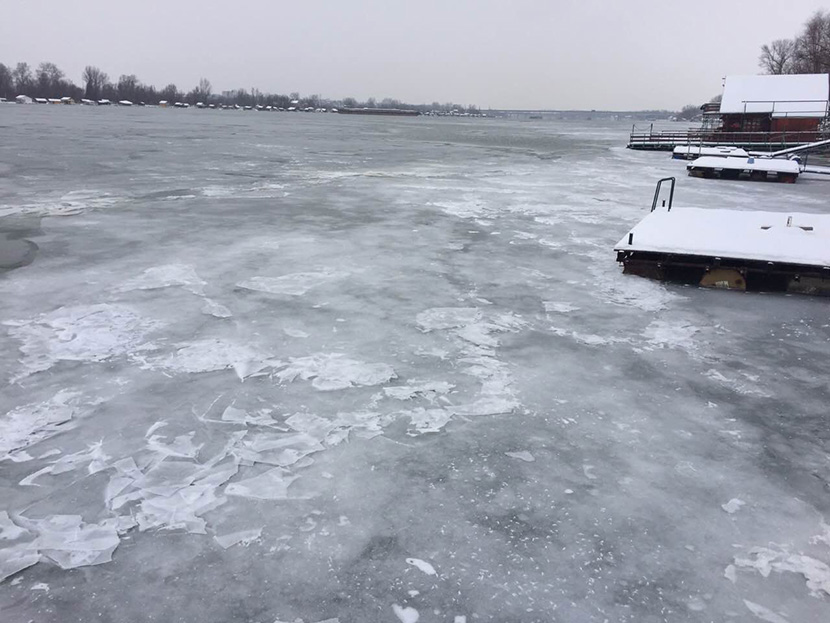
[628,233,634,245]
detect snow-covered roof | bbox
[719,74,829,117]
[615,208,830,266]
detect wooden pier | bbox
[628,128,827,152]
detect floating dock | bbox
[672,145,748,160]
[687,156,800,182]
[615,179,830,295]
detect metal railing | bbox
[628,129,829,151]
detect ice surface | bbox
[1,111,829,622]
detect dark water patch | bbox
[0,235,38,270]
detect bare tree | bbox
[117,74,139,101]
[197,77,212,100]
[12,62,33,94]
[676,104,701,121]
[761,10,830,75]
[82,66,108,100]
[792,10,830,73]
[0,63,13,99]
[759,39,795,74]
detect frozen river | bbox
[1,106,829,623]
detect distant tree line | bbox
[759,10,830,75]
[0,60,480,114]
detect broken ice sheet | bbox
[275,353,396,391]
[5,303,160,380]
[0,390,80,461]
[213,527,262,549]
[119,264,206,296]
[236,432,324,467]
[405,408,453,435]
[225,467,299,500]
[0,545,40,583]
[142,338,278,381]
[24,515,121,570]
[136,484,227,534]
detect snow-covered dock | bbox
[615,187,830,294]
[672,145,748,160]
[687,155,800,182]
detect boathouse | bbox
[628,73,830,151]
[716,74,829,134]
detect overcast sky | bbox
[2,0,827,110]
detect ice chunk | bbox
[392,604,419,623]
[743,600,790,623]
[147,432,202,460]
[26,515,121,570]
[0,512,30,541]
[721,498,745,514]
[0,390,80,460]
[5,303,159,379]
[146,338,276,380]
[283,327,309,338]
[543,301,580,313]
[406,558,436,575]
[505,451,535,462]
[416,307,481,331]
[406,408,452,435]
[734,546,830,597]
[20,441,109,486]
[120,264,206,296]
[383,382,454,402]
[225,467,299,500]
[276,353,396,391]
[214,527,262,549]
[0,546,40,583]
[237,432,324,467]
[201,299,232,318]
[237,270,346,296]
[136,484,226,534]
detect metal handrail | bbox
[651,177,675,212]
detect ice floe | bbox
[276,353,396,391]
[6,304,160,379]
[120,264,206,296]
